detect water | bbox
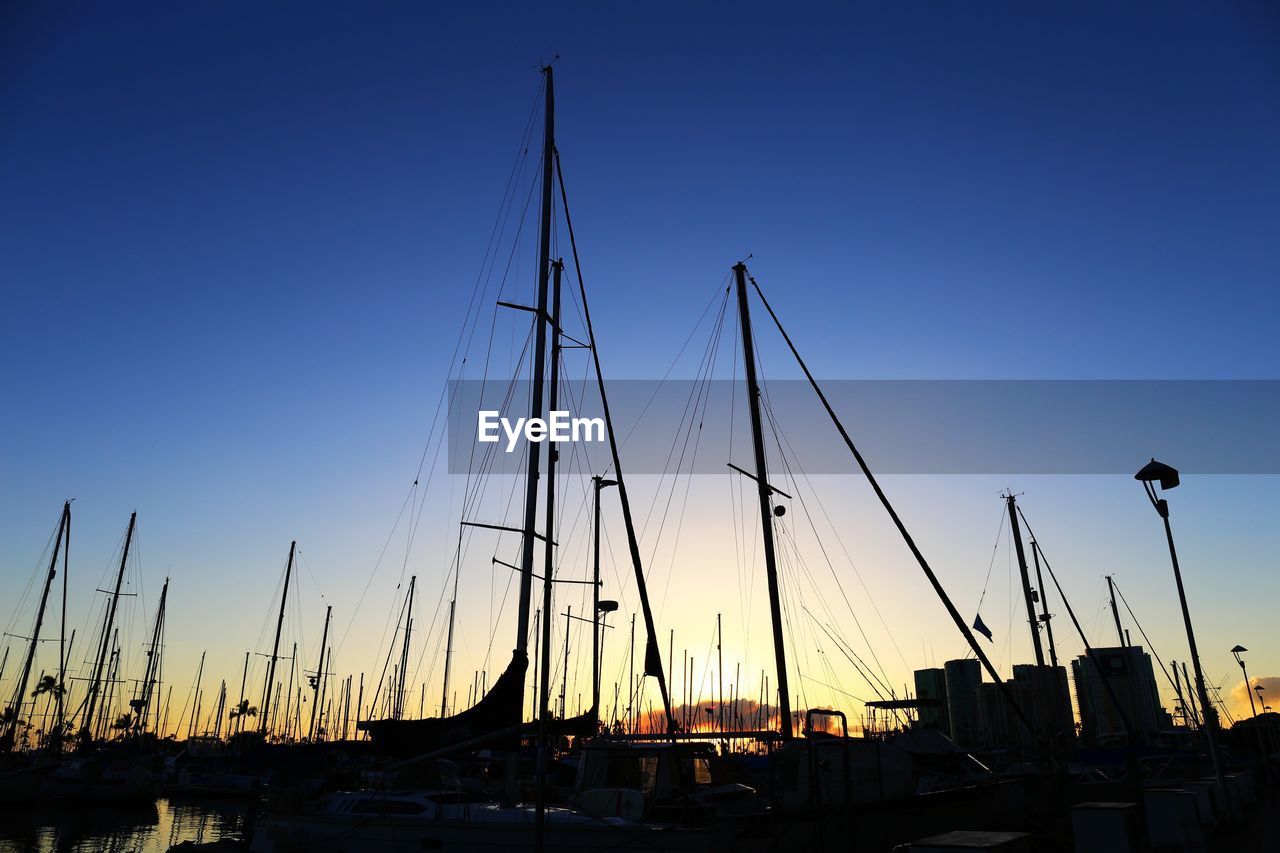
[0,797,250,853]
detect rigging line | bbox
[426,323,536,673]
[363,110,544,661]
[637,291,730,551]
[650,298,731,616]
[410,78,544,484]
[607,275,734,463]
[1110,578,1182,703]
[749,324,906,686]
[744,269,1040,740]
[753,346,903,695]
[975,504,1008,610]
[800,673,867,705]
[755,380,901,695]
[335,483,416,652]
[1013,507,1140,737]
[0,516,61,639]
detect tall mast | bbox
[3,501,68,750]
[590,476,616,717]
[1106,575,1125,648]
[237,650,249,734]
[717,613,724,734]
[1029,540,1059,668]
[135,576,169,733]
[733,262,793,740]
[188,651,206,739]
[214,680,226,739]
[538,260,564,724]
[534,259,564,852]
[1005,493,1045,667]
[261,541,295,733]
[441,563,459,716]
[397,576,415,719]
[515,64,556,660]
[555,149,675,733]
[309,605,331,740]
[56,501,71,741]
[284,642,297,739]
[81,511,136,747]
[593,492,601,717]
[560,606,572,718]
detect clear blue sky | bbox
[2,3,1278,729]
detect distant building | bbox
[944,659,981,747]
[1072,646,1168,743]
[1012,664,1075,745]
[913,668,949,735]
[971,665,1073,750]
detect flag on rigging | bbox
[972,613,993,642]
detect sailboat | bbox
[357,61,673,760]
[253,64,711,852]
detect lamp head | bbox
[1232,645,1248,654]
[596,478,618,489]
[1135,458,1180,490]
[597,600,619,614]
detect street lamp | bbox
[591,477,618,719]
[1135,459,1225,788]
[1232,645,1258,718]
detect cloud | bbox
[1228,676,1280,718]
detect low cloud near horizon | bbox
[1229,676,1280,719]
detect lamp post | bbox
[1135,459,1225,789]
[591,476,618,720]
[1232,645,1258,718]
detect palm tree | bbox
[228,699,257,724]
[31,674,64,700]
[0,706,23,728]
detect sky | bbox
[2,2,1279,737]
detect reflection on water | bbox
[0,797,249,853]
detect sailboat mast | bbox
[1029,540,1059,668]
[560,606,572,718]
[309,605,331,740]
[1106,575,1125,648]
[1005,494,1046,667]
[733,262,793,740]
[261,541,295,733]
[441,598,456,716]
[188,651,206,739]
[515,64,556,659]
[554,151,675,733]
[534,259,564,853]
[136,576,169,733]
[538,260,564,723]
[56,501,71,739]
[81,511,136,746]
[3,501,68,749]
[590,476,615,717]
[397,576,415,719]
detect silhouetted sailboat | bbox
[357,64,671,759]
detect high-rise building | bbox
[1071,646,1168,743]
[972,665,1073,749]
[1012,664,1075,744]
[944,658,981,747]
[913,667,949,735]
